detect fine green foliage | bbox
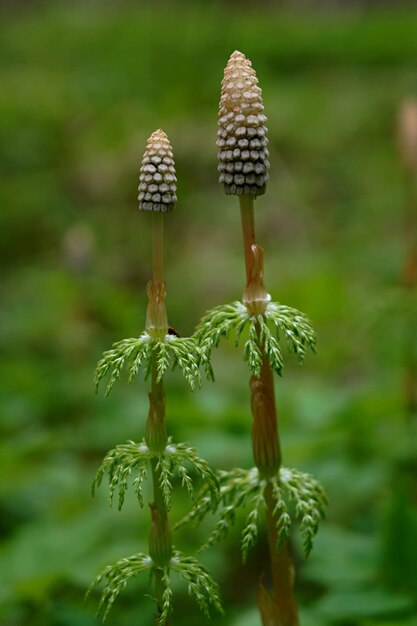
[195,300,316,378]
[174,467,257,536]
[170,551,224,619]
[278,467,328,556]
[95,333,202,395]
[178,466,327,561]
[87,550,223,623]
[86,552,152,621]
[241,485,265,561]
[159,568,173,624]
[92,438,219,511]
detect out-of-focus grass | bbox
[1,2,417,625]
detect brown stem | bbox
[146,213,168,340]
[261,484,298,626]
[147,357,172,625]
[145,360,167,453]
[256,359,299,626]
[145,213,172,625]
[251,358,281,478]
[240,197,269,315]
[240,195,299,626]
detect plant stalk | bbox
[260,359,299,626]
[146,212,172,625]
[239,196,299,626]
[147,361,172,625]
[146,214,168,340]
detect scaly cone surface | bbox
[217,50,269,197]
[138,129,177,212]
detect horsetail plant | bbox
[88,130,222,624]
[179,51,328,625]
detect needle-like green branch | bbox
[92,438,219,512]
[196,301,316,378]
[177,466,327,562]
[87,550,223,623]
[95,333,203,394]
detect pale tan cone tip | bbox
[217,50,270,197]
[138,129,177,212]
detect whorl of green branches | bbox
[95,333,204,394]
[87,550,223,623]
[176,466,327,562]
[86,553,152,621]
[195,300,316,378]
[92,438,219,512]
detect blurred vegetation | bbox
[1,1,417,625]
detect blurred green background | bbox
[1,1,417,625]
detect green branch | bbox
[195,300,316,378]
[178,466,327,561]
[87,550,223,623]
[92,438,219,512]
[95,333,204,395]
[86,552,152,621]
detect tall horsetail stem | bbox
[140,129,176,623]
[139,129,177,341]
[90,128,223,623]
[218,51,299,626]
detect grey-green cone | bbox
[217,51,269,197]
[138,129,177,212]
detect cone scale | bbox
[138,129,177,212]
[217,51,270,197]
